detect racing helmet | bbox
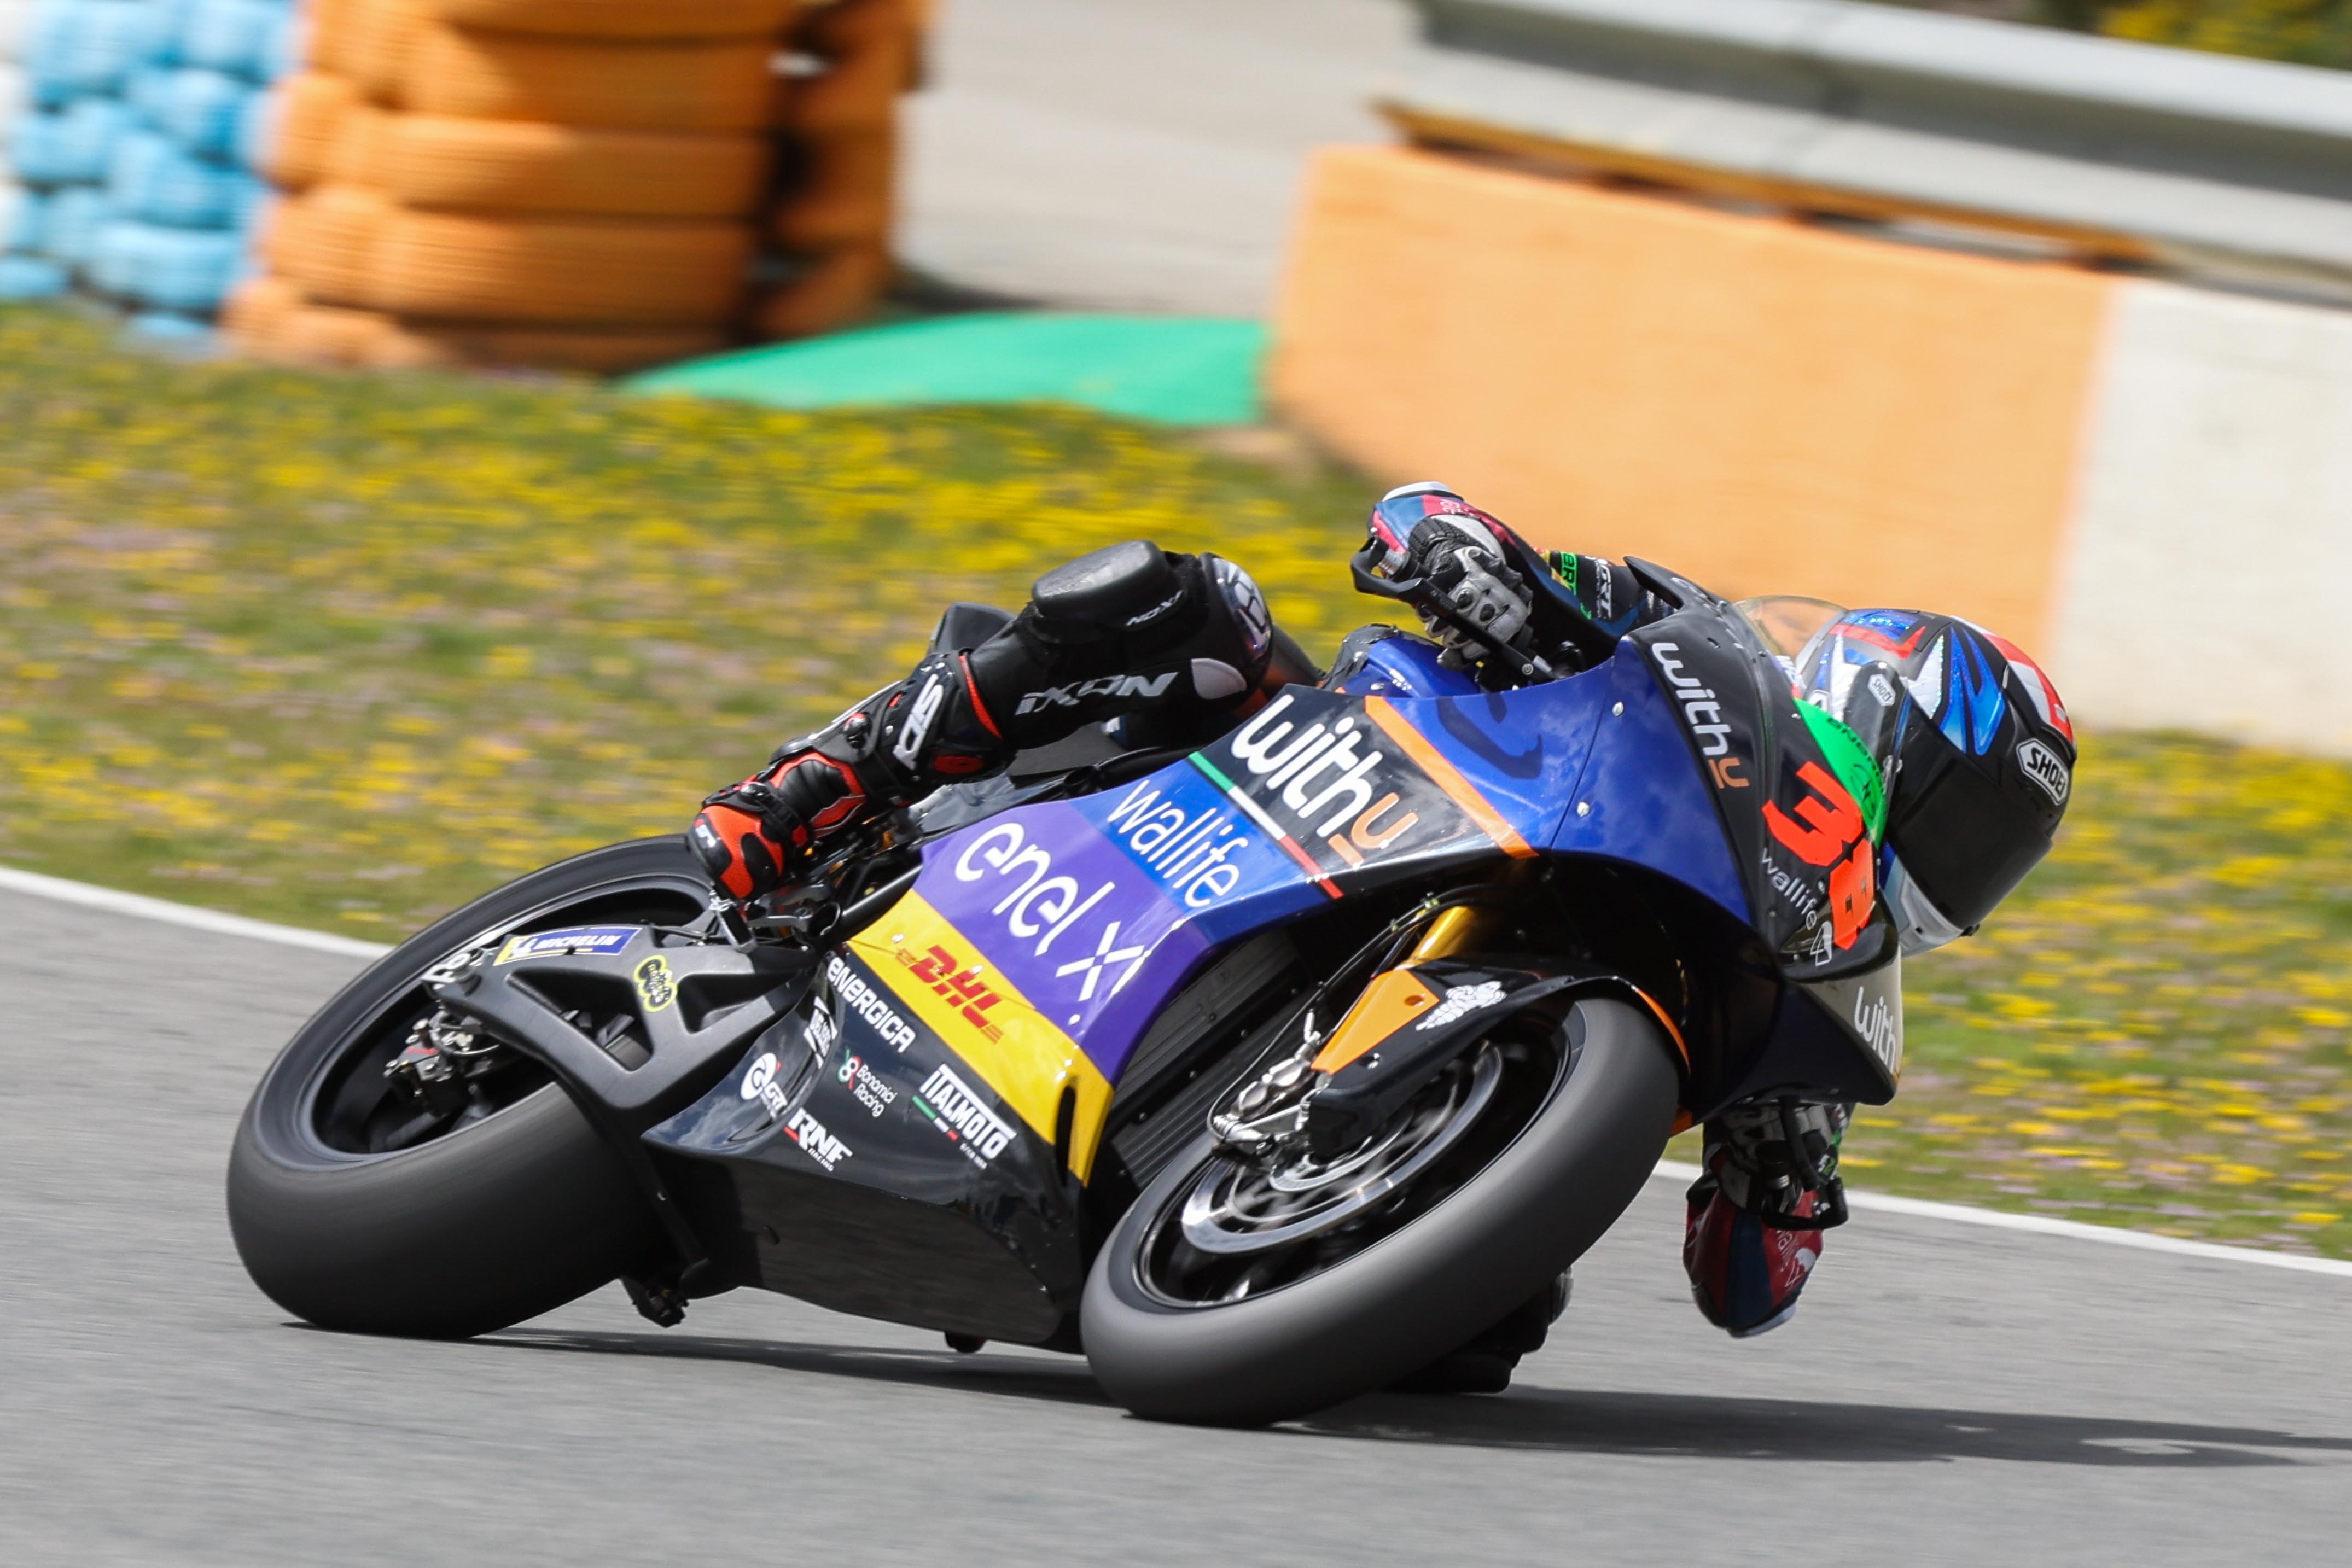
[1793,609,2076,941]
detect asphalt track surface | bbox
[6,884,2351,1567]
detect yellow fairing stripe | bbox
[848,891,1115,1183]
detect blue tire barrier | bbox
[226,160,263,224]
[88,217,239,308]
[254,0,295,80]
[2,179,46,249]
[0,59,27,142]
[9,92,131,183]
[126,63,249,159]
[231,67,272,170]
[107,125,240,224]
[123,57,169,120]
[9,108,62,179]
[0,250,68,296]
[44,180,109,265]
[180,0,288,83]
[3,2,300,322]
[24,0,175,108]
[126,305,212,336]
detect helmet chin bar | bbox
[1883,857,1966,956]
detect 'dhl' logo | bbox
[901,943,1006,1041]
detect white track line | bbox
[3,862,2345,1279]
[1654,1160,2352,1279]
[0,865,392,958]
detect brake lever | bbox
[1349,537,1423,602]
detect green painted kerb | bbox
[621,313,1266,427]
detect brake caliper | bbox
[1210,1051,1324,1159]
[386,945,499,1117]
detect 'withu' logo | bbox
[1649,642,1749,790]
[1227,693,1419,847]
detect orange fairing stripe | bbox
[1633,987,1690,1066]
[1364,696,1537,859]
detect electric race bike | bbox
[228,559,1905,1426]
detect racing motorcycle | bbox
[228,556,1904,1426]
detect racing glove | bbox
[1364,482,1553,673]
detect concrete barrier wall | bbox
[2058,281,2352,755]
[1268,145,2352,756]
[1269,145,2112,649]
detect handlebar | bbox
[1350,538,1558,683]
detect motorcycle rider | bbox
[690,481,2076,1373]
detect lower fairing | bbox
[643,949,1091,1345]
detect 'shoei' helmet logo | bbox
[2016,738,2070,806]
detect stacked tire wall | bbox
[227,0,922,374]
[1,0,293,326]
[0,3,28,294]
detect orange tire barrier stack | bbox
[225,0,924,374]
[759,0,915,340]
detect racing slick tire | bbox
[227,838,709,1339]
[1082,997,1680,1426]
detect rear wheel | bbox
[226,838,709,1338]
[1081,998,1679,1426]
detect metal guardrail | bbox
[1383,0,2352,288]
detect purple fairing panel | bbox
[910,635,1751,1083]
[913,798,1219,1082]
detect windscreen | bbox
[1734,596,1848,665]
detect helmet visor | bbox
[1885,735,2054,932]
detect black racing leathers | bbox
[691,541,1280,899]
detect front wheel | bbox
[226,838,710,1338]
[1081,998,1680,1426]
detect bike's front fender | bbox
[1303,958,1687,1156]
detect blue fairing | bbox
[1341,634,1484,701]
[1344,636,1749,922]
[1553,644,1752,922]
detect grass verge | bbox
[1,306,2345,1256]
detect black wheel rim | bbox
[296,868,712,1162]
[1133,1029,1566,1308]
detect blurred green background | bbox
[1879,1,2352,68]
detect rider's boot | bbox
[1683,1100,1850,1338]
[691,540,1279,901]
